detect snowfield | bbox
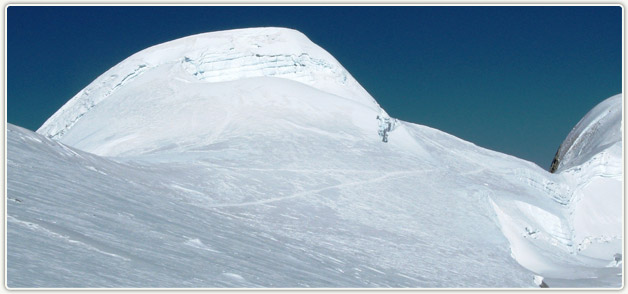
[7,27,623,288]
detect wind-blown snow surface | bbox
[7,27,623,288]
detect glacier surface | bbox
[7,27,623,288]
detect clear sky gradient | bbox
[7,6,622,169]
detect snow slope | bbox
[7,27,623,288]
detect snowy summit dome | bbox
[37,27,379,144]
[36,28,386,157]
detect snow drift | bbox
[7,27,623,288]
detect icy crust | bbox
[37,27,376,140]
[181,51,354,95]
[550,94,622,173]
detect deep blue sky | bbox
[7,6,622,169]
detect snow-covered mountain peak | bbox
[550,93,622,173]
[37,27,378,143]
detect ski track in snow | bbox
[208,167,487,208]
